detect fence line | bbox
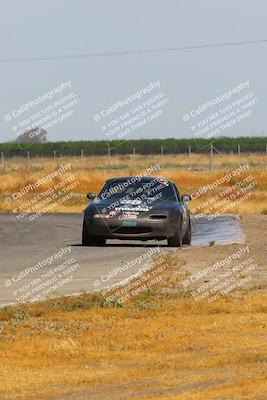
[1,146,266,175]
[1,144,267,159]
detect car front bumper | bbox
[84,216,177,240]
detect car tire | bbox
[182,219,192,245]
[82,220,106,246]
[167,219,182,247]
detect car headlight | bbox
[93,213,110,219]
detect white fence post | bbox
[107,148,111,172]
[209,143,213,170]
[81,149,84,167]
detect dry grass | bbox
[0,155,266,399]
[0,153,266,215]
[0,291,267,399]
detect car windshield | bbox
[98,178,176,202]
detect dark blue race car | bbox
[82,176,192,247]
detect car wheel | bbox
[82,220,106,246]
[91,237,106,246]
[167,219,182,247]
[182,219,192,245]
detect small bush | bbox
[132,299,151,309]
[12,309,28,321]
[102,300,124,309]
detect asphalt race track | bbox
[0,213,244,307]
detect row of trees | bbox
[0,137,266,156]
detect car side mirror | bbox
[87,192,96,200]
[181,195,192,202]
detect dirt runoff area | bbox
[0,215,267,400]
[168,215,267,299]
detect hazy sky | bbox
[0,0,267,143]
